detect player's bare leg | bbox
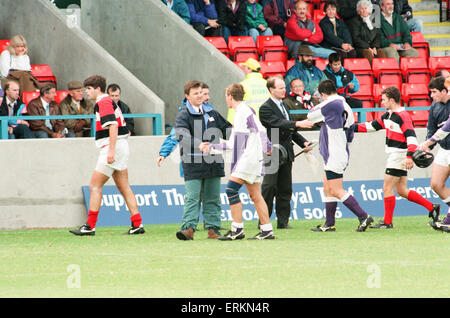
[112,169,145,234]
[429,164,450,231]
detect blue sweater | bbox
[427,99,450,150]
[161,0,191,24]
[186,0,218,25]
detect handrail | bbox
[290,106,431,122]
[0,113,163,139]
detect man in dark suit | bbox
[259,76,313,229]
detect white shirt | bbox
[6,96,16,116]
[362,15,374,30]
[166,0,174,9]
[382,12,394,26]
[41,97,53,130]
[0,50,31,77]
[270,97,289,120]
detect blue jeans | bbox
[223,25,248,43]
[248,27,273,44]
[308,45,336,59]
[407,18,423,33]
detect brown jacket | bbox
[27,97,65,134]
[59,95,93,137]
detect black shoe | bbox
[430,221,450,232]
[277,224,293,229]
[126,224,145,235]
[311,225,336,232]
[429,220,442,231]
[247,231,276,240]
[429,203,441,222]
[69,224,95,236]
[356,215,374,232]
[218,230,245,241]
[370,220,393,229]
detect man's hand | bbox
[199,142,211,154]
[258,24,266,31]
[157,156,165,167]
[418,140,434,152]
[208,19,219,28]
[296,119,314,129]
[8,127,13,134]
[73,119,86,133]
[107,148,115,164]
[51,132,64,138]
[204,0,210,5]
[403,43,412,50]
[348,83,355,90]
[404,157,414,170]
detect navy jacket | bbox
[175,101,232,181]
[319,16,353,49]
[427,100,450,150]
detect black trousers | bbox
[261,160,293,227]
[192,23,222,37]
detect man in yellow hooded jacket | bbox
[227,58,271,124]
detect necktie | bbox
[280,102,289,119]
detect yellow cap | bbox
[239,58,261,71]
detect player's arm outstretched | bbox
[353,114,387,133]
[420,114,450,151]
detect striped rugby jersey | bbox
[94,94,129,148]
[355,108,418,158]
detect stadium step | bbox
[410,0,450,56]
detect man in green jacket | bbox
[380,0,418,62]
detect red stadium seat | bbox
[257,35,288,64]
[373,83,401,106]
[22,91,41,105]
[259,61,286,78]
[54,90,69,104]
[286,58,296,70]
[372,58,402,86]
[428,56,450,77]
[409,109,429,127]
[400,57,430,84]
[30,65,57,85]
[227,36,258,62]
[205,37,231,59]
[313,57,328,70]
[411,32,430,60]
[0,40,10,53]
[401,83,431,107]
[350,84,375,109]
[344,58,375,87]
[313,9,326,22]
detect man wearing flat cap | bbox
[284,45,327,95]
[59,80,94,137]
[227,58,270,125]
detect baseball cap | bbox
[239,58,261,71]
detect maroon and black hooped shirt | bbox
[94,94,129,148]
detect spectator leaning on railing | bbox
[0,79,34,139]
[27,83,74,138]
[59,81,94,137]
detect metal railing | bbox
[290,106,431,123]
[0,113,163,139]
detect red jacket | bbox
[284,14,323,44]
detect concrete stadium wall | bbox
[80,0,245,132]
[0,129,434,231]
[0,0,164,135]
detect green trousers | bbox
[181,177,222,231]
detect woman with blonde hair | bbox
[0,35,40,96]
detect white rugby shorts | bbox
[434,148,450,167]
[95,139,130,177]
[386,152,407,171]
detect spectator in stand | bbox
[28,83,74,138]
[337,0,360,23]
[0,35,40,98]
[227,58,270,124]
[379,0,418,63]
[436,70,450,79]
[186,0,222,36]
[348,0,387,64]
[262,0,296,38]
[107,84,136,136]
[374,0,423,32]
[161,0,191,24]
[284,45,327,96]
[284,0,335,59]
[0,80,34,139]
[323,53,362,108]
[59,81,94,137]
[319,0,356,59]
[216,0,248,43]
[245,0,273,43]
[283,78,319,127]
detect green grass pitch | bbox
[1,216,449,298]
